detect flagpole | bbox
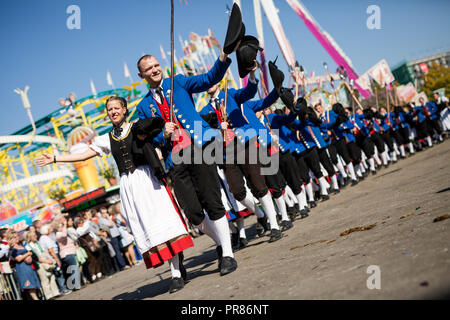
[371,79,379,109]
[386,84,390,113]
[169,0,175,123]
[343,81,363,111]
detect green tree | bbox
[421,63,450,98]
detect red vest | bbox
[155,96,192,153]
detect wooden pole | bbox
[221,73,229,139]
[169,0,175,122]
[343,81,363,111]
[373,83,379,109]
[386,85,390,113]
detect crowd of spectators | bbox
[0,201,142,300]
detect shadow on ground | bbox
[112,225,268,299]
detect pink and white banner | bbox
[396,82,418,103]
[355,72,373,93]
[260,0,296,68]
[286,0,372,99]
[367,59,395,88]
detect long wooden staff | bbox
[169,0,175,123]
[386,84,390,113]
[343,81,363,112]
[371,79,379,110]
[221,72,229,138]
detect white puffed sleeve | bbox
[89,134,111,156]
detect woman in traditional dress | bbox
[36,96,193,293]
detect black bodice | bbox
[109,123,147,175]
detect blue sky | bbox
[1,0,449,136]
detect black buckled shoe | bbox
[299,209,309,219]
[280,220,293,231]
[269,228,283,242]
[287,206,299,221]
[256,217,270,237]
[330,188,340,194]
[220,256,238,276]
[239,237,248,248]
[169,277,185,294]
[289,211,299,221]
[371,170,377,175]
[321,194,330,201]
[351,179,359,186]
[287,205,295,216]
[309,201,317,208]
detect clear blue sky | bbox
[1,0,449,136]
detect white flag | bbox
[160,44,167,60]
[106,70,115,88]
[90,79,97,96]
[124,62,130,79]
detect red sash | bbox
[268,143,280,155]
[212,105,236,147]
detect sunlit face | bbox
[356,109,363,115]
[9,234,18,246]
[30,232,37,242]
[107,100,127,126]
[314,104,324,115]
[138,56,163,88]
[419,97,425,105]
[379,107,387,115]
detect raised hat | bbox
[223,3,246,55]
[268,57,284,93]
[236,35,262,78]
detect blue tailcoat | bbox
[136,57,231,170]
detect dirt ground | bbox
[59,139,450,301]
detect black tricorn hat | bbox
[223,3,246,55]
[268,57,284,93]
[236,35,262,78]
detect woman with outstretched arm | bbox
[36,96,193,294]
